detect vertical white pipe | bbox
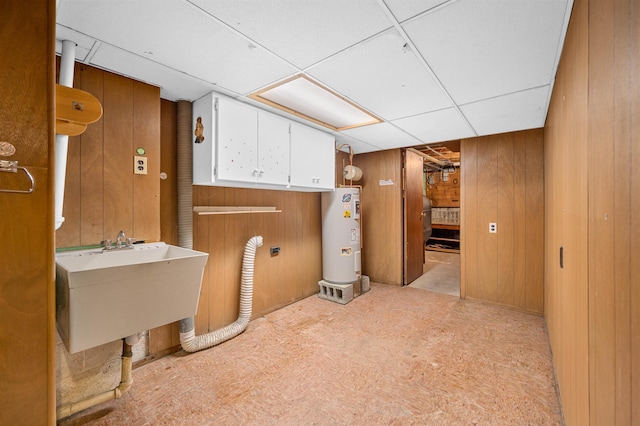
[54,40,76,230]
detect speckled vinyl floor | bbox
[58,283,563,426]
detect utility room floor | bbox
[58,283,562,426]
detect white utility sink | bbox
[55,242,208,353]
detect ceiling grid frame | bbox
[374,0,478,138]
[55,0,574,153]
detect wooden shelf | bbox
[432,223,460,230]
[428,236,459,243]
[426,223,460,253]
[193,206,282,215]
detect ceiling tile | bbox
[460,86,550,136]
[341,122,421,150]
[189,0,392,69]
[334,134,383,154]
[383,0,451,22]
[55,25,95,62]
[57,0,297,95]
[391,108,476,144]
[308,30,452,121]
[90,44,218,101]
[403,0,569,104]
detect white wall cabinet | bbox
[289,122,335,190]
[257,110,290,186]
[193,92,335,192]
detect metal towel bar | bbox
[0,160,35,194]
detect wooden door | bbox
[403,149,424,284]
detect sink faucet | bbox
[103,230,134,250]
[116,230,126,248]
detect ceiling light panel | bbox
[251,75,381,130]
[57,0,297,94]
[189,0,391,69]
[308,30,452,121]
[403,0,569,105]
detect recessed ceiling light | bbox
[249,74,382,131]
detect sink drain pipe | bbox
[57,338,137,420]
[175,100,262,352]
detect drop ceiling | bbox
[55,0,573,154]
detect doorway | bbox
[409,251,460,297]
[408,141,461,297]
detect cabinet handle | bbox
[259,169,264,176]
[252,169,258,176]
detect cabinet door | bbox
[216,97,258,183]
[290,123,335,189]
[313,132,336,189]
[258,111,290,186]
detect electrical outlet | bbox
[134,156,147,175]
[489,222,497,233]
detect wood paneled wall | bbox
[56,65,161,248]
[426,168,460,207]
[587,0,638,422]
[460,130,544,313]
[545,0,639,423]
[0,0,55,423]
[150,102,325,348]
[351,149,403,286]
[544,0,590,423]
[192,187,322,334]
[149,99,181,353]
[159,99,179,247]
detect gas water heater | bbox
[319,187,369,304]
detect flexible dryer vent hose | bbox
[175,100,262,352]
[180,236,263,352]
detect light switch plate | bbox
[489,222,497,233]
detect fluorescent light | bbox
[249,74,382,131]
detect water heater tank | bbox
[321,187,361,284]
